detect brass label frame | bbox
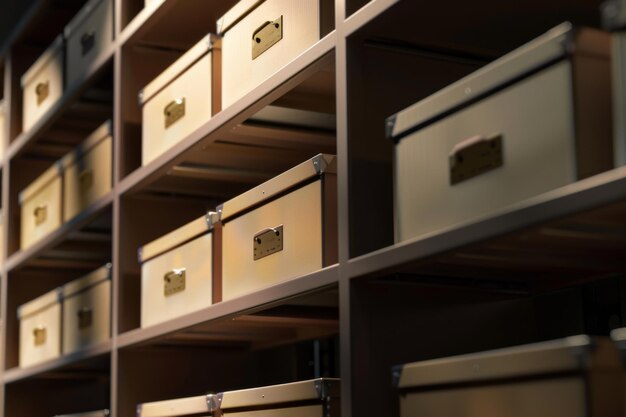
[81,30,96,56]
[33,325,47,346]
[77,307,93,329]
[253,225,284,260]
[34,205,48,226]
[164,268,186,297]
[36,81,50,105]
[164,98,186,128]
[252,16,283,60]
[450,134,504,185]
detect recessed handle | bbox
[33,325,47,346]
[33,204,48,226]
[35,81,49,105]
[164,98,186,128]
[81,30,96,56]
[253,225,283,260]
[251,16,283,59]
[449,133,503,185]
[79,168,94,192]
[164,268,186,297]
[77,307,93,329]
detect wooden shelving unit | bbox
[0,0,624,416]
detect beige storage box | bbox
[139,213,216,328]
[218,0,333,109]
[394,336,623,417]
[61,264,112,355]
[18,288,62,368]
[218,154,337,302]
[55,410,110,417]
[61,120,113,222]
[64,0,114,88]
[139,34,221,166]
[19,162,63,250]
[137,394,214,416]
[21,34,64,132]
[209,378,340,417]
[387,23,613,244]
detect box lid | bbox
[218,154,336,222]
[64,0,111,39]
[55,410,110,417]
[62,263,112,298]
[217,0,265,35]
[209,378,340,412]
[60,119,112,169]
[393,335,620,390]
[386,23,607,144]
[138,212,216,263]
[137,394,213,417]
[17,287,62,319]
[20,34,64,88]
[138,34,218,106]
[18,161,63,204]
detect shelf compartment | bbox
[118,33,336,196]
[116,283,338,417]
[119,0,239,48]
[5,190,112,271]
[4,350,110,417]
[118,266,338,348]
[347,166,626,291]
[347,275,625,417]
[7,50,114,159]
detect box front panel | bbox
[0,110,5,160]
[63,135,113,222]
[222,181,323,301]
[395,61,576,243]
[22,49,64,132]
[142,53,212,166]
[20,175,63,249]
[66,0,114,87]
[400,377,586,417]
[19,303,61,367]
[62,280,111,354]
[221,0,321,108]
[141,233,212,328]
[224,404,323,417]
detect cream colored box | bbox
[218,154,337,301]
[139,34,221,166]
[19,162,63,250]
[21,35,64,132]
[209,378,340,417]
[18,288,62,367]
[394,336,623,417]
[62,264,111,355]
[217,0,334,109]
[64,0,114,88]
[137,394,213,417]
[139,213,215,328]
[387,24,613,244]
[55,410,110,417]
[62,120,113,222]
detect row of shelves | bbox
[0,0,624,416]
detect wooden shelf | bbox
[3,340,111,384]
[347,166,626,288]
[117,265,339,349]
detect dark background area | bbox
[0,0,37,50]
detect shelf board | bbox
[119,0,238,50]
[344,0,400,37]
[117,265,339,349]
[6,45,115,161]
[3,340,111,384]
[347,166,626,290]
[5,191,114,272]
[118,32,337,197]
